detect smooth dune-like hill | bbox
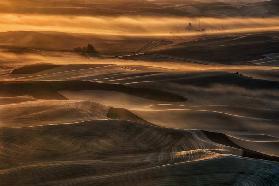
[0,62,279,186]
[0,120,278,186]
[0,31,159,55]
[0,0,279,185]
[0,99,150,128]
[128,32,279,64]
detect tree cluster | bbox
[74,44,99,56]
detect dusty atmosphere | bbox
[0,0,279,186]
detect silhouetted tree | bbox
[86,44,98,54]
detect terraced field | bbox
[1,1,279,184]
[1,38,279,185]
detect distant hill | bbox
[0,31,155,55]
[0,0,278,17]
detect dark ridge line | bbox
[203,130,279,163]
[0,80,186,102]
[173,72,279,90]
[10,63,110,74]
[0,44,73,53]
[11,64,61,74]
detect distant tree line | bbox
[74,44,99,57]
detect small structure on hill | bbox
[185,21,206,32]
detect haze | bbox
[0,1,279,186]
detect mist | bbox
[0,14,279,36]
